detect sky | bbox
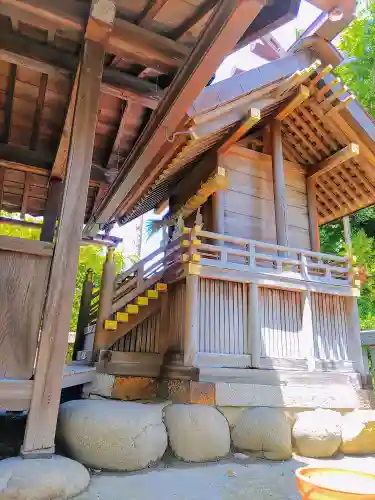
[113,0,323,261]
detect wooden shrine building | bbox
[0,0,368,458]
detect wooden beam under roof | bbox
[170,0,217,40]
[0,0,189,72]
[137,0,170,27]
[0,30,162,106]
[218,108,260,154]
[309,143,360,179]
[84,0,265,236]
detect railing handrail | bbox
[198,229,349,263]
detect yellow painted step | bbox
[147,289,159,299]
[136,296,148,306]
[126,304,139,314]
[156,283,168,292]
[104,319,117,331]
[116,312,129,322]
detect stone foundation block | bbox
[164,404,230,462]
[58,399,168,471]
[341,410,375,455]
[293,409,342,458]
[231,407,292,460]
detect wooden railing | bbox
[192,230,353,286]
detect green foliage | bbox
[0,211,41,240]
[336,2,375,117]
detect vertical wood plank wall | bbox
[198,279,248,354]
[168,280,186,352]
[0,241,52,379]
[220,148,311,249]
[112,313,161,354]
[259,288,304,360]
[311,293,349,361]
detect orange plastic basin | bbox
[296,467,375,499]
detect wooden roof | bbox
[118,42,375,227]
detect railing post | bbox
[73,268,93,360]
[346,295,365,374]
[93,247,116,358]
[301,290,315,371]
[248,283,261,368]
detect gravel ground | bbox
[76,454,375,500]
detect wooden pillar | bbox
[301,290,315,371]
[93,247,116,357]
[248,283,261,368]
[307,177,320,252]
[40,179,63,242]
[22,2,115,456]
[73,268,94,360]
[346,295,365,374]
[212,190,225,235]
[184,273,199,367]
[343,216,352,257]
[271,120,288,247]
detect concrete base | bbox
[0,455,90,499]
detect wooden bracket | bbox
[309,143,360,179]
[276,85,310,121]
[218,108,260,154]
[86,0,116,44]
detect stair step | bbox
[104,319,117,331]
[116,312,129,322]
[126,304,139,314]
[147,289,159,299]
[156,283,168,292]
[136,296,148,306]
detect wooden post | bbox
[301,290,315,372]
[73,268,94,360]
[212,190,225,235]
[307,177,320,252]
[271,119,288,247]
[346,295,365,374]
[343,216,352,257]
[184,273,199,367]
[40,179,63,242]
[248,283,261,368]
[22,1,115,456]
[93,247,116,357]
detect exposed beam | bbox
[218,108,260,154]
[275,84,310,121]
[170,0,217,40]
[106,101,132,173]
[84,0,265,236]
[0,0,189,72]
[0,30,162,105]
[30,73,48,151]
[40,179,63,242]
[309,143,360,179]
[3,63,16,144]
[20,172,31,219]
[137,0,170,26]
[22,0,114,456]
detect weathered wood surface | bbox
[112,312,161,354]
[0,379,34,411]
[22,19,110,455]
[0,239,51,379]
[168,280,186,353]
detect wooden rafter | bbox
[315,77,341,102]
[30,73,48,151]
[309,143,359,179]
[284,117,322,161]
[84,0,264,236]
[338,165,373,205]
[3,63,16,144]
[326,95,356,117]
[299,104,338,151]
[282,124,315,164]
[137,0,170,26]
[316,179,341,211]
[275,85,309,121]
[170,0,217,40]
[218,108,260,154]
[291,111,331,156]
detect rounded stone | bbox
[293,409,342,458]
[164,404,230,462]
[341,410,375,455]
[231,407,292,460]
[0,455,89,500]
[58,399,168,471]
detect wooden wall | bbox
[167,280,186,352]
[198,279,248,354]
[219,147,311,249]
[112,313,161,354]
[0,237,52,379]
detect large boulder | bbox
[341,410,375,455]
[231,408,292,460]
[164,404,230,462]
[0,455,89,500]
[293,409,342,458]
[58,399,168,471]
